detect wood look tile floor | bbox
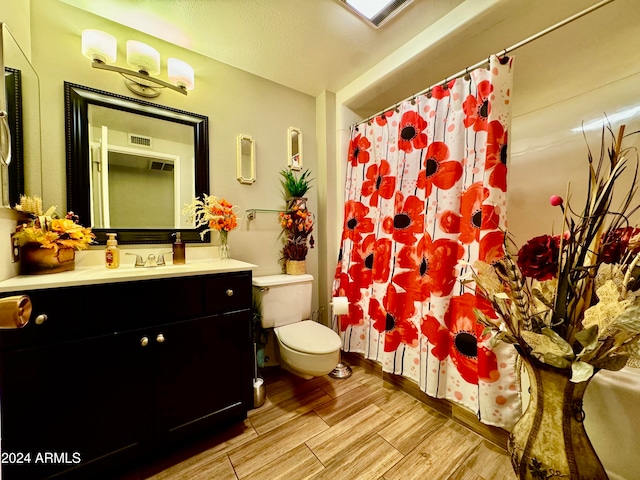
[123,364,516,480]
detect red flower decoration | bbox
[517,234,561,281]
[485,120,508,192]
[375,110,394,126]
[600,227,640,264]
[382,192,424,245]
[368,284,418,352]
[342,200,375,244]
[393,233,464,301]
[463,80,493,132]
[430,79,456,100]
[422,293,499,384]
[361,160,396,207]
[440,184,499,244]
[479,230,506,265]
[416,141,463,196]
[333,272,364,331]
[398,111,428,153]
[348,133,371,166]
[550,195,564,207]
[350,234,393,286]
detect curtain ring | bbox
[464,67,470,81]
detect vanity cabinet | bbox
[0,270,253,480]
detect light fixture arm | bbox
[90,60,187,97]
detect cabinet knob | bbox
[156,333,165,343]
[140,336,149,347]
[226,289,234,297]
[35,314,48,325]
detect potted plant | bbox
[470,125,640,479]
[13,196,95,274]
[280,168,313,209]
[278,168,314,274]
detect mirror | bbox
[4,67,23,206]
[236,134,255,184]
[65,82,210,244]
[287,127,302,171]
[1,23,42,207]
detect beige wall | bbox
[2,0,320,291]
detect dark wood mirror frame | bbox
[64,82,210,245]
[6,66,24,207]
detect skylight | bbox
[340,0,414,28]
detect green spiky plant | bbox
[280,168,313,199]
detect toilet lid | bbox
[276,320,342,355]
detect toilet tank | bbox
[252,274,313,328]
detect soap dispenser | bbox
[172,232,185,265]
[105,233,120,269]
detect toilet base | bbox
[279,361,315,380]
[329,361,352,379]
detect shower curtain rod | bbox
[355,0,615,127]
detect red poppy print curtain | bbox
[333,56,521,429]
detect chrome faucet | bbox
[126,252,173,267]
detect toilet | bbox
[252,274,342,380]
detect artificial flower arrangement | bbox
[182,194,239,239]
[469,125,640,383]
[13,195,95,251]
[279,168,315,262]
[279,203,315,261]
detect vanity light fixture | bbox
[81,29,194,98]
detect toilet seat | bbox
[276,320,342,355]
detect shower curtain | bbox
[333,55,521,429]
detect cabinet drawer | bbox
[204,272,251,314]
[0,286,91,349]
[89,276,205,332]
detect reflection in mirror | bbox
[65,82,209,244]
[1,23,42,207]
[288,127,302,171]
[88,105,195,228]
[236,134,255,185]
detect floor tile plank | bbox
[249,386,333,435]
[306,403,394,464]
[378,402,448,455]
[308,433,403,480]
[228,411,329,479]
[382,420,483,480]
[313,382,388,426]
[242,444,324,480]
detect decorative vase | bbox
[219,230,230,260]
[286,259,306,275]
[20,244,76,275]
[508,355,608,480]
[287,197,307,211]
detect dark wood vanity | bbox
[0,265,254,479]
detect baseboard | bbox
[342,352,509,450]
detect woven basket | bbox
[285,260,306,275]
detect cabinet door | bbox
[0,329,152,479]
[153,311,252,439]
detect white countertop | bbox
[0,258,258,293]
